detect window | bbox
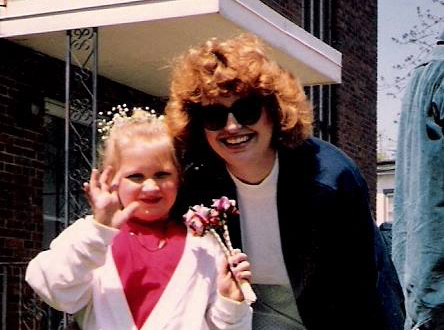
[302,0,332,45]
[302,0,335,143]
[304,85,334,142]
[383,188,394,223]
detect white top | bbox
[229,156,291,286]
[25,216,252,330]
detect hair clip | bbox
[97,104,164,140]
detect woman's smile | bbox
[219,133,256,148]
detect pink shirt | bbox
[112,219,186,329]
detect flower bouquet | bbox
[183,196,257,304]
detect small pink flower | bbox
[191,205,211,222]
[188,217,205,236]
[212,196,237,212]
[208,209,222,227]
[183,205,211,236]
[184,197,239,235]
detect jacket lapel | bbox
[276,142,319,299]
[101,250,137,329]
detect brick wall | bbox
[0,41,48,328]
[332,0,378,212]
[0,42,47,263]
[259,0,303,25]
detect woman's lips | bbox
[220,133,255,147]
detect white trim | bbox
[0,0,219,37]
[1,0,151,19]
[377,172,395,177]
[220,0,341,83]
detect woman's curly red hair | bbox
[165,33,313,149]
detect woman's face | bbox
[201,94,275,170]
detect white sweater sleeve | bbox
[204,236,252,330]
[206,292,252,330]
[25,216,118,314]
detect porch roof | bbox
[0,0,342,96]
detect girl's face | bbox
[116,139,179,223]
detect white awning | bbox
[1,0,341,96]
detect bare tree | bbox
[377,131,396,161]
[379,1,444,99]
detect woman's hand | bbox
[83,166,138,229]
[217,249,252,302]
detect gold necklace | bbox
[129,224,169,252]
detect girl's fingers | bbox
[89,169,100,190]
[231,267,252,282]
[217,255,234,281]
[228,251,248,268]
[219,255,248,281]
[83,182,92,203]
[231,260,250,272]
[110,174,120,192]
[230,260,252,281]
[217,255,244,301]
[218,257,236,291]
[99,166,113,192]
[113,201,139,228]
[240,271,252,282]
[219,255,229,273]
[228,250,252,282]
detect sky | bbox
[377,0,443,158]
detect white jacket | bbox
[26,216,252,330]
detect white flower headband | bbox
[97,104,164,140]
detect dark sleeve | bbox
[333,166,404,330]
[299,165,404,330]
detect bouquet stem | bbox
[209,229,257,304]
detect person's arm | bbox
[26,166,137,313]
[331,164,400,327]
[206,249,253,330]
[25,216,118,314]
[206,292,252,330]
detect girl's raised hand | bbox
[217,249,252,302]
[83,166,138,229]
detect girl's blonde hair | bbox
[165,33,313,149]
[98,109,179,178]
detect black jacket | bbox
[177,137,405,330]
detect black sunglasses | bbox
[191,94,272,131]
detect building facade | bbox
[263,0,378,207]
[0,0,377,328]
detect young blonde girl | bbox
[26,109,252,330]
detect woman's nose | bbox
[224,113,242,131]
